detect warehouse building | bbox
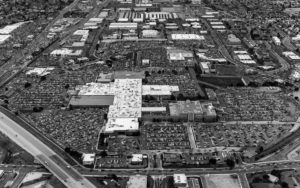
[171,34,205,40]
[109,22,138,30]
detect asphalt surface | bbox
[0,112,96,188]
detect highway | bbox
[0,112,96,188]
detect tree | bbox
[33,107,43,112]
[24,82,31,88]
[236,82,244,87]
[172,70,178,75]
[103,113,108,121]
[99,150,108,157]
[145,71,150,77]
[281,182,289,188]
[252,177,262,183]
[248,81,259,87]
[225,159,235,169]
[209,158,217,166]
[142,78,148,84]
[177,93,185,101]
[40,76,46,81]
[263,174,270,182]
[64,147,71,153]
[170,95,176,101]
[65,84,70,89]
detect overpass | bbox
[0,111,96,188]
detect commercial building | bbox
[228,34,241,45]
[202,103,217,122]
[68,95,114,108]
[169,100,203,122]
[283,51,300,62]
[142,85,179,96]
[50,48,82,57]
[96,72,113,83]
[233,51,256,64]
[132,12,144,22]
[82,153,96,165]
[74,78,180,134]
[173,174,187,188]
[167,49,195,66]
[200,62,210,73]
[142,29,159,38]
[26,67,55,77]
[109,22,138,30]
[171,34,205,40]
[272,36,281,45]
[127,175,147,188]
[131,154,148,165]
[169,100,216,122]
[98,11,108,18]
[145,12,178,21]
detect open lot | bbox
[204,174,241,188]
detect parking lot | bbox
[192,122,294,148]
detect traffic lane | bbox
[37,155,69,182]
[49,155,83,181]
[0,114,53,156]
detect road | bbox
[0,112,96,188]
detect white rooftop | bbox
[82,153,95,162]
[131,154,143,162]
[51,48,82,56]
[77,82,115,95]
[142,85,179,95]
[26,67,55,76]
[105,118,139,133]
[173,174,187,185]
[237,54,252,60]
[283,51,300,60]
[73,29,89,35]
[171,34,204,40]
[211,25,226,29]
[141,107,167,112]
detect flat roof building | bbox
[109,22,138,30]
[174,174,187,188]
[142,85,179,96]
[169,100,203,122]
[82,153,95,165]
[171,34,205,40]
[69,95,114,108]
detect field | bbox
[204,174,241,188]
